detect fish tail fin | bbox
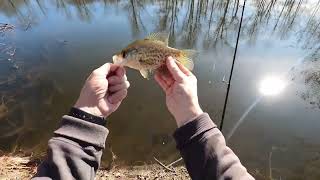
[176,49,197,70]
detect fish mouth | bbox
[112,55,125,66]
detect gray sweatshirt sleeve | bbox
[173,113,254,180]
[33,112,253,180]
[32,115,109,180]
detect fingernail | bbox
[167,57,175,65]
[122,74,128,81]
[126,81,130,88]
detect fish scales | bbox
[113,32,196,79]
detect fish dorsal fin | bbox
[145,32,169,46]
[140,69,150,79]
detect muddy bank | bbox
[0,155,190,180]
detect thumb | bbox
[166,57,185,82]
[92,63,111,76]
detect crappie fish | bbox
[112,32,197,79]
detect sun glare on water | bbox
[259,76,287,96]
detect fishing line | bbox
[219,0,247,131]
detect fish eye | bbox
[122,51,126,58]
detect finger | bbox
[92,63,111,76]
[115,66,126,77]
[118,67,128,82]
[108,81,130,92]
[108,89,128,104]
[123,74,128,81]
[160,72,174,86]
[166,57,185,82]
[110,64,119,72]
[176,61,193,76]
[107,64,125,78]
[155,66,173,86]
[108,76,124,85]
[155,72,169,91]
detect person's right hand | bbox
[155,57,203,127]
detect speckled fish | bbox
[112,32,196,79]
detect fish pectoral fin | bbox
[140,69,150,79]
[176,49,198,70]
[145,32,169,46]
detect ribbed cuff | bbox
[69,107,107,126]
[173,113,217,149]
[54,115,109,148]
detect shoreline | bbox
[0,155,190,180]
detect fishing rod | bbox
[219,0,247,131]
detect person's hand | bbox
[74,63,130,117]
[155,57,203,127]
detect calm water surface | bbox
[0,0,320,179]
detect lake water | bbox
[0,0,320,179]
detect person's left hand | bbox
[74,63,130,117]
